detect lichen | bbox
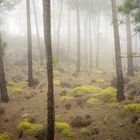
[55,122,73,137]
[72,85,102,97]
[0,134,11,140]
[93,87,117,102]
[17,119,43,135]
[85,98,100,107]
[124,104,140,113]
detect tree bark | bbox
[0,34,9,102]
[43,0,55,140]
[126,14,134,76]
[76,0,81,72]
[26,0,33,87]
[111,0,125,101]
[32,0,44,65]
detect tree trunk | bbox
[89,12,93,68]
[56,0,63,58]
[96,14,100,69]
[26,0,33,87]
[67,3,71,56]
[43,0,55,140]
[111,0,125,101]
[84,12,88,64]
[76,0,81,72]
[0,34,9,103]
[32,0,44,65]
[126,14,134,76]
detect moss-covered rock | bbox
[93,87,117,102]
[17,119,43,135]
[55,122,73,137]
[53,80,61,86]
[124,104,140,113]
[0,134,11,140]
[59,96,74,102]
[85,98,100,107]
[72,86,102,97]
[80,128,90,136]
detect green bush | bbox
[17,119,43,135]
[108,102,120,109]
[93,87,117,102]
[72,86,102,97]
[124,104,140,113]
[0,134,11,140]
[85,98,100,107]
[59,96,74,102]
[55,122,73,137]
[80,128,90,136]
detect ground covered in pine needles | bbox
[1,49,140,140]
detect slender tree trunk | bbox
[0,34,9,102]
[56,0,63,58]
[67,3,71,56]
[32,0,44,65]
[126,14,134,76]
[111,0,125,101]
[84,12,88,64]
[26,0,33,87]
[76,0,81,72]
[43,0,55,140]
[96,14,100,69]
[89,12,93,68]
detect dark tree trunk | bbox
[76,0,81,72]
[0,34,9,103]
[43,0,55,140]
[126,14,134,76]
[111,0,125,101]
[26,0,33,87]
[32,0,44,65]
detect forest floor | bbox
[1,50,140,140]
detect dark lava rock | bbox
[91,128,100,135]
[65,103,71,110]
[130,115,139,124]
[71,115,92,128]
[36,127,47,140]
[0,107,5,115]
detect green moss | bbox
[108,102,120,109]
[124,104,140,113]
[93,87,117,102]
[59,96,74,102]
[53,70,61,76]
[53,80,61,86]
[55,122,73,137]
[0,134,11,140]
[72,86,102,97]
[85,98,100,107]
[17,119,43,135]
[80,128,90,136]
[8,81,28,95]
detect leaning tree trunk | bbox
[0,34,9,103]
[126,13,134,76]
[89,11,93,68]
[32,0,44,65]
[56,0,63,58]
[26,0,33,87]
[96,14,100,69]
[43,0,55,140]
[76,0,81,72]
[111,0,125,101]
